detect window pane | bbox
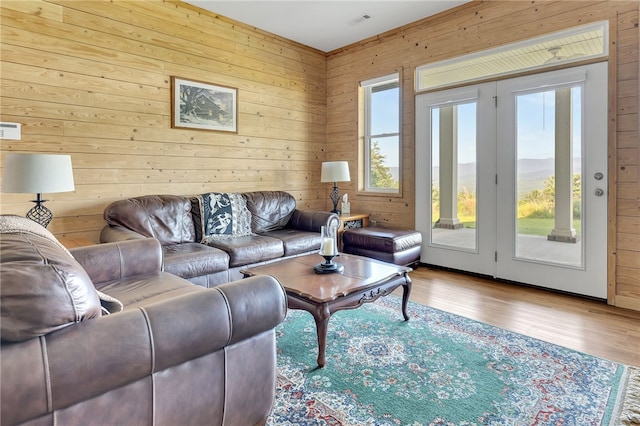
[371,86,399,135]
[369,136,399,189]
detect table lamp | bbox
[320,161,350,213]
[2,153,75,228]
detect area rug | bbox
[267,296,640,425]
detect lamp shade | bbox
[2,153,75,194]
[320,161,350,183]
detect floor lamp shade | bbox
[2,153,75,227]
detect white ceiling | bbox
[184,1,471,52]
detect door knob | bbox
[594,172,604,180]
[594,188,604,196]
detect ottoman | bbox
[342,227,422,267]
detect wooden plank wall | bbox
[326,0,639,310]
[614,3,640,310]
[1,0,638,310]
[0,0,328,241]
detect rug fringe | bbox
[615,366,640,425]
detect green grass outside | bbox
[516,217,582,236]
[454,217,581,236]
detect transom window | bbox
[416,21,607,92]
[360,72,401,194]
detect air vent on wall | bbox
[348,14,371,26]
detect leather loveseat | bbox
[101,190,338,287]
[0,215,287,426]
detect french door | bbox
[415,63,608,298]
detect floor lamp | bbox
[321,161,351,214]
[2,153,75,228]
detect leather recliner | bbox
[1,218,287,426]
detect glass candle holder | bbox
[314,225,343,274]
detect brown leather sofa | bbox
[101,190,338,287]
[1,217,287,426]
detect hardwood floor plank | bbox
[401,265,640,367]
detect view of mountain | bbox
[430,158,582,196]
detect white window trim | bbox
[361,72,401,194]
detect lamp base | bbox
[26,194,52,228]
[330,182,340,213]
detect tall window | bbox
[360,73,401,193]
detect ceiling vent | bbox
[348,14,371,26]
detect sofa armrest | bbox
[0,274,287,426]
[141,274,287,368]
[70,239,163,285]
[100,224,147,243]
[216,274,287,345]
[287,209,339,233]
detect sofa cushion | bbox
[242,191,296,233]
[192,193,252,241]
[98,271,203,310]
[162,243,230,279]
[204,234,284,267]
[103,195,195,245]
[260,229,322,256]
[0,217,101,342]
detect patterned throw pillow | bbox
[194,192,252,241]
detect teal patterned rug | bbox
[267,296,639,425]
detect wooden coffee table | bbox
[241,253,412,367]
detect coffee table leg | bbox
[401,272,412,321]
[312,303,331,368]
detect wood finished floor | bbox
[398,265,640,367]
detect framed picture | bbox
[171,77,237,133]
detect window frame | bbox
[359,72,402,195]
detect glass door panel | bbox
[514,87,583,267]
[430,102,477,251]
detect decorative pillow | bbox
[192,193,252,241]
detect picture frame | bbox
[171,77,237,133]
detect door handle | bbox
[594,188,604,196]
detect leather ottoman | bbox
[342,226,422,267]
